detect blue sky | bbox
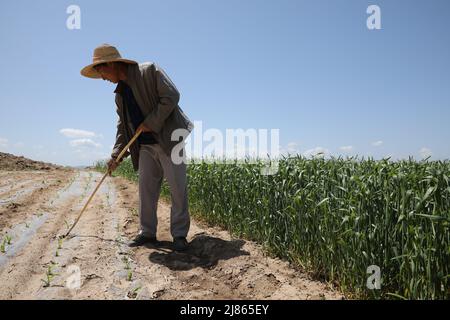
[0,0,449,166]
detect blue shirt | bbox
[117,80,157,145]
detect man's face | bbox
[95,63,120,83]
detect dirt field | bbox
[0,163,343,299]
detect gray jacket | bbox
[111,62,193,171]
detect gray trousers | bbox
[138,143,190,239]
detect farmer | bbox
[81,44,193,251]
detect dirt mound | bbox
[0,152,63,171]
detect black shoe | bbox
[129,234,157,247]
[173,237,189,251]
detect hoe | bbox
[61,127,143,239]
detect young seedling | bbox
[122,256,131,270]
[127,270,133,282]
[55,237,64,257]
[0,235,12,253]
[130,208,138,217]
[41,263,59,288]
[57,238,63,250]
[128,286,141,299]
[64,220,70,231]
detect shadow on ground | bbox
[147,233,249,271]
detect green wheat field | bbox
[95,156,450,299]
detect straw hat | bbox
[80,43,138,79]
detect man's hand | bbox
[137,123,152,133]
[107,158,119,176]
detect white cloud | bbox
[419,147,432,159]
[372,140,383,147]
[60,128,97,139]
[0,137,8,148]
[69,139,102,148]
[287,142,300,153]
[74,149,109,163]
[13,142,25,148]
[278,142,300,156]
[303,146,330,158]
[339,145,353,152]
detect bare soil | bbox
[0,154,342,300]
